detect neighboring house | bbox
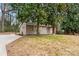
[20,22,53,35]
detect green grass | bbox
[24,35,65,42]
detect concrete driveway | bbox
[0,34,21,56]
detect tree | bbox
[61,4,79,34]
[1,3,15,32]
[29,4,47,34]
[44,4,64,34]
[11,3,47,35]
[1,3,6,32]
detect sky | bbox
[0,9,1,12]
[0,3,17,24]
[0,4,1,16]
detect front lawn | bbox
[6,35,79,56]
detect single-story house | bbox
[20,22,53,35]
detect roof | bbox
[26,22,52,27]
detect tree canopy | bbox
[9,3,79,35]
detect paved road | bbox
[0,34,21,56]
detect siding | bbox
[20,23,52,35]
[39,27,52,34]
[20,23,26,35]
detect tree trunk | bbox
[9,14,11,32]
[52,25,56,34]
[1,12,5,32]
[1,3,6,32]
[36,19,40,35]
